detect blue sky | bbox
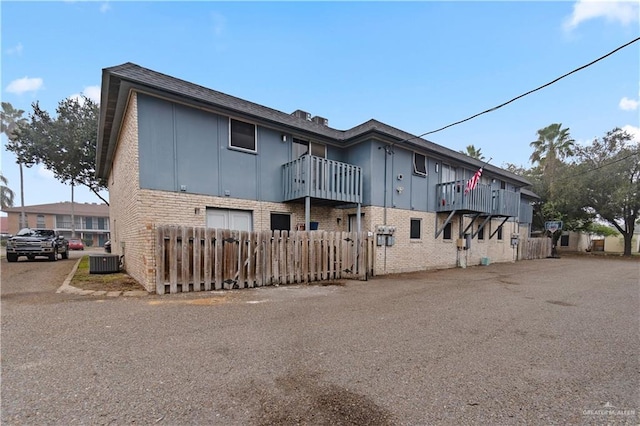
[1,1,639,209]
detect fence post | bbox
[155,226,165,294]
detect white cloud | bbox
[563,0,639,31]
[6,43,23,55]
[211,12,226,36]
[5,76,43,95]
[619,97,639,111]
[621,125,640,142]
[100,2,111,13]
[69,85,101,105]
[37,165,55,180]
[83,85,101,103]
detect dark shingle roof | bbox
[98,62,530,186]
[520,188,540,199]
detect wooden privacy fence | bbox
[519,237,552,260]
[155,226,374,294]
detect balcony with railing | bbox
[436,181,521,217]
[56,221,110,232]
[282,155,362,204]
[491,189,520,217]
[436,181,492,214]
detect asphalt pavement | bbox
[1,255,638,425]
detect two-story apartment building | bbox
[3,202,110,246]
[97,63,534,292]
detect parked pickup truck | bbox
[6,228,69,262]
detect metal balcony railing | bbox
[283,155,362,203]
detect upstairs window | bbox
[230,118,256,152]
[413,153,427,176]
[293,138,326,158]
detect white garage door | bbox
[206,208,253,232]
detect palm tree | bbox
[1,102,28,227]
[460,144,485,160]
[0,173,15,210]
[529,123,574,197]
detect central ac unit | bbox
[89,254,120,274]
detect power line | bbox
[421,36,640,136]
[555,151,640,183]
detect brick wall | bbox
[361,207,519,275]
[108,93,147,288]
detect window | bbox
[230,118,256,152]
[270,213,291,231]
[477,225,484,240]
[497,225,503,240]
[206,208,253,231]
[560,234,569,247]
[413,153,427,176]
[410,218,421,239]
[293,138,325,158]
[443,222,452,240]
[37,214,45,228]
[441,164,457,183]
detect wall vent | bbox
[89,254,120,274]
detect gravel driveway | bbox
[1,255,638,425]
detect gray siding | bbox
[137,93,523,213]
[138,94,286,202]
[347,141,436,210]
[138,95,176,191]
[175,104,220,195]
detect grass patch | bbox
[70,256,146,292]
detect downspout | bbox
[381,144,393,272]
[305,155,311,231]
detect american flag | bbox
[465,167,483,193]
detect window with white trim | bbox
[229,118,256,152]
[413,153,427,176]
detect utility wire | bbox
[553,151,640,183]
[420,36,640,136]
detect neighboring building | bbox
[604,230,640,253]
[557,228,640,254]
[0,216,8,237]
[97,63,534,291]
[557,231,593,252]
[3,202,110,246]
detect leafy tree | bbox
[1,102,29,227]
[529,123,575,198]
[460,144,485,160]
[0,173,15,210]
[575,128,639,256]
[13,97,108,205]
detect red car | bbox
[68,238,85,250]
